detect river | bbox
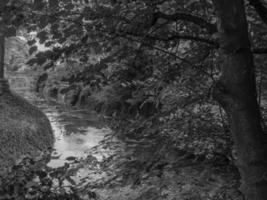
[6,71,130,199]
[7,71,112,168]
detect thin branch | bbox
[119,29,218,46]
[147,34,218,46]
[116,33,215,80]
[118,30,267,54]
[153,11,217,33]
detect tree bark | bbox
[212,0,267,199]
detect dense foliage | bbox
[0,152,82,200]
[1,0,267,199]
[26,0,229,157]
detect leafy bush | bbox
[0,151,84,200]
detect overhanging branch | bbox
[120,29,218,46]
[114,29,267,54]
[153,12,217,33]
[148,34,218,46]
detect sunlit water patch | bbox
[45,110,111,167]
[30,97,112,168]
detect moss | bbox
[0,89,54,169]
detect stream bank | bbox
[7,70,113,168]
[0,77,53,169]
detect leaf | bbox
[25,181,37,189]
[49,0,59,10]
[39,15,49,29]
[51,24,59,34]
[65,156,76,161]
[185,0,199,7]
[27,25,37,32]
[37,31,48,44]
[36,57,47,65]
[34,0,46,10]
[88,191,97,199]
[58,37,67,44]
[28,39,36,46]
[36,170,47,179]
[65,3,75,10]
[26,58,37,66]
[79,56,88,63]
[29,46,38,55]
[45,41,53,47]
[81,35,88,43]
[66,176,76,185]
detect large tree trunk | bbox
[212,0,267,199]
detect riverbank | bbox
[0,78,53,169]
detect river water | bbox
[30,97,111,168]
[7,71,112,168]
[7,72,127,199]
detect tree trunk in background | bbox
[212,0,267,199]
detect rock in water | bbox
[0,79,54,168]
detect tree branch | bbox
[120,29,218,46]
[114,33,215,80]
[148,34,218,46]
[153,11,217,33]
[113,28,267,54]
